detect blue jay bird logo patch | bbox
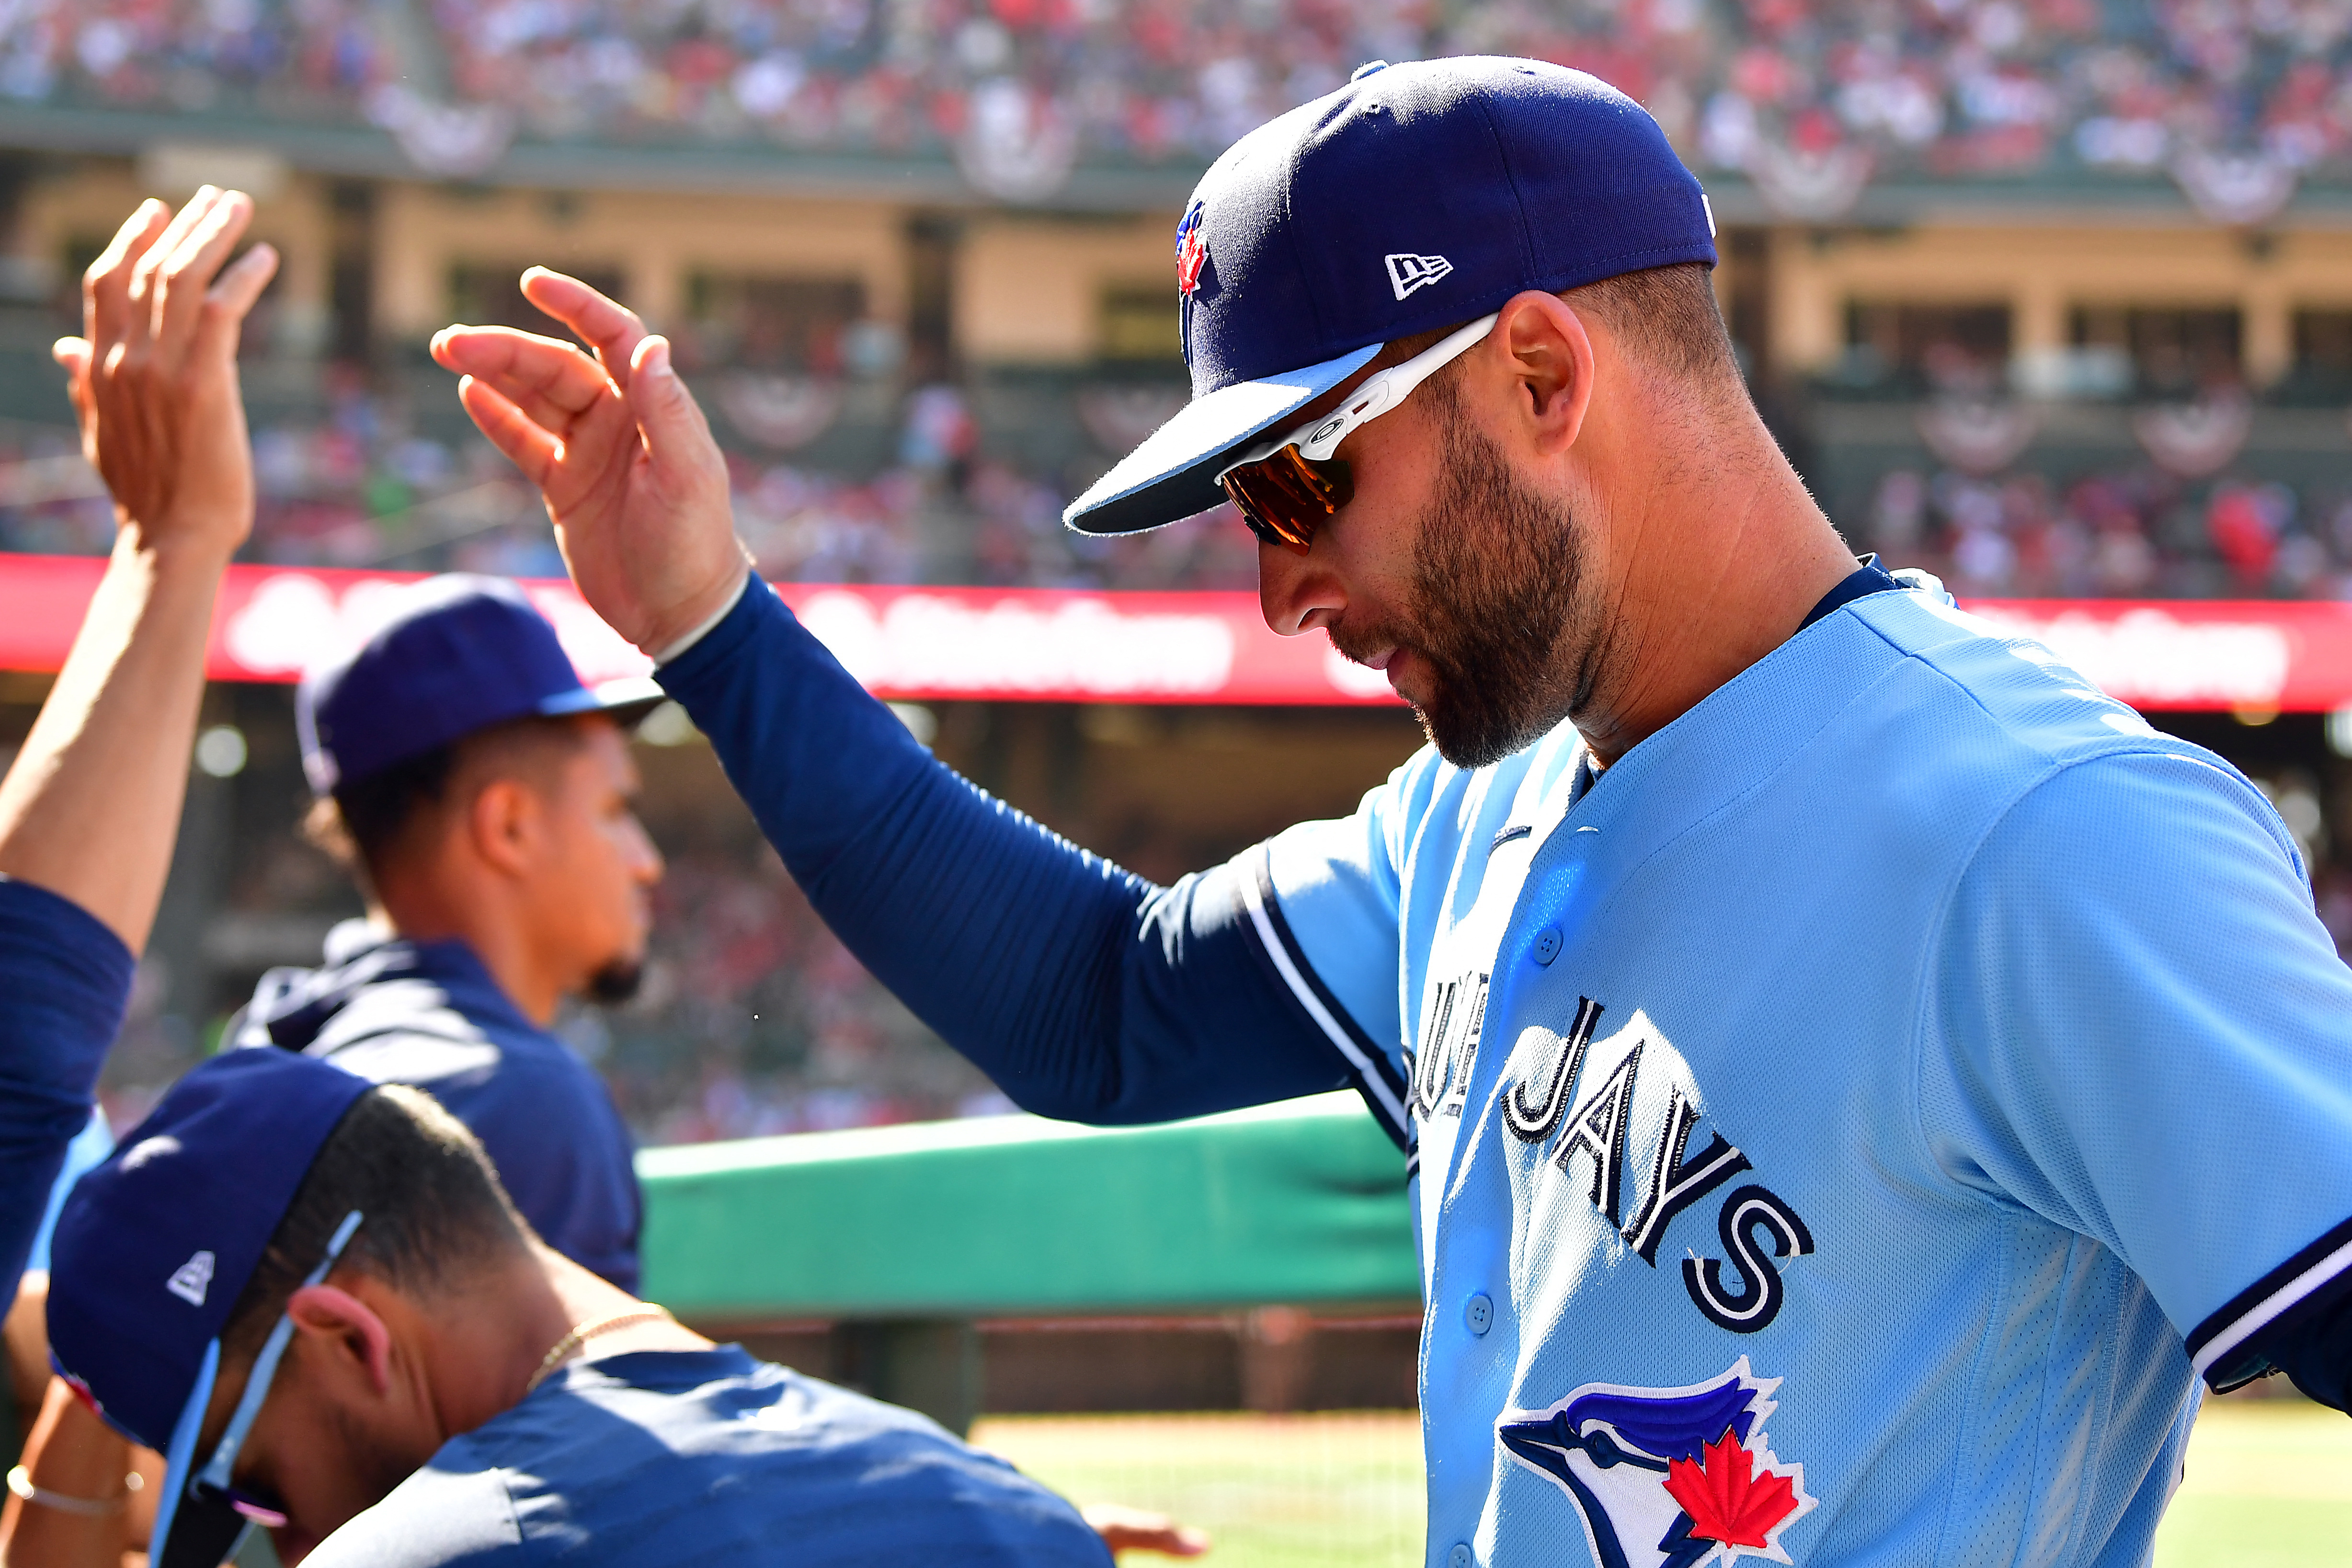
[1497,1359,1814,1568]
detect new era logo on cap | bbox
[1386,252,1452,300]
[166,1251,215,1307]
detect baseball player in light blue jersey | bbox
[436,56,2352,1568]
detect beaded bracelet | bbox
[6,1463,141,1517]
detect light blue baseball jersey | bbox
[1246,586,2352,1567]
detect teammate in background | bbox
[0,188,275,1561]
[228,575,661,1291]
[441,56,2352,1568]
[241,584,1210,1562]
[46,1047,1120,1568]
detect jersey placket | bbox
[1415,755,1616,1567]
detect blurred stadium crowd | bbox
[14,0,2352,198]
[14,0,2352,1149]
[1,2,2351,595]
[4,331,2352,602]
[15,371,2352,604]
[0,383,1262,590]
[1862,467,2352,597]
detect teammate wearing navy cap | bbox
[44,1047,1118,1568]
[0,187,280,1565]
[226,574,662,1290]
[437,57,2352,1568]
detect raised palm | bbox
[431,271,750,654]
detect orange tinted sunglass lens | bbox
[1222,470,1300,547]
[1222,445,1353,548]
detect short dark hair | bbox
[1378,262,1740,397]
[217,1085,529,1365]
[1569,262,1742,389]
[303,714,592,893]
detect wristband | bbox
[651,570,753,666]
[6,1463,140,1516]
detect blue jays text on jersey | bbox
[656,574,2352,1568]
[1249,586,2352,1567]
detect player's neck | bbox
[375,872,568,1026]
[429,1248,699,1436]
[1571,409,1854,768]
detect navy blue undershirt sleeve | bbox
[0,877,132,1301]
[654,582,1370,1127]
[2264,1298,2352,1412]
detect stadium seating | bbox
[15,0,2351,215]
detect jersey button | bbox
[1448,1544,1474,1568]
[1530,927,1562,965]
[1464,1293,1493,1335]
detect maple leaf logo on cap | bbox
[1664,1431,1802,1550]
[1174,203,1208,298]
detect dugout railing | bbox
[639,1093,1430,1566]
[635,1092,1421,1437]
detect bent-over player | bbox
[436,57,2352,1568]
[45,1046,1117,1568]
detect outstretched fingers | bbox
[624,334,722,484]
[433,325,619,429]
[151,192,259,362]
[519,269,648,388]
[187,241,280,369]
[82,200,169,361]
[127,188,224,346]
[456,375,565,487]
[458,368,640,515]
[50,337,93,443]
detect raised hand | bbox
[0,188,277,950]
[55,186,277,564]
[430,272,751,657]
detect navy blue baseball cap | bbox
[297,573,663,794]
[47,1049,376,1568]
[1065,56,1717,535]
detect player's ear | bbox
[285,1283,395,1397]
[467,775,544,879]
[1495,290,1594,458]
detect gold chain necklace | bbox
[524,1306,677,1394]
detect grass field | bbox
[975,1411,1425,1567]
[2154,1399,2352,1568]
[974,1397,2352,1567]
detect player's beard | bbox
[1328,381,1589,769]
[586,957,644,1005]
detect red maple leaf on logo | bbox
[1663,1431,1801,1550]
[1175,223,1206,297]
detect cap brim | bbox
[539,675,667,727]
[152,1342,254,1568]
[1062,344,1381,536]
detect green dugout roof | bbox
[636,1093,1418,1321]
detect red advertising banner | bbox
[1,554,2348,711]
[0,558,1400,706]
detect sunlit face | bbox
[523,716,662,1001]
[1256,362,1593,768]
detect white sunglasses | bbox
[1213,311,1501,549]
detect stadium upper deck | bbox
[6,0,2352,218]
[1,3,2352,600]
